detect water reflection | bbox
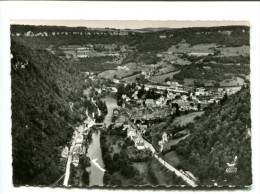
[87,92,118,186]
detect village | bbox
[50,53,248,187]
[73,68,244,185]
[79,68,245,152]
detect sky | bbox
[11,20,249,29]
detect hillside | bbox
[11,39,88,186]
[12,25,249,52]
[174,86,251,186]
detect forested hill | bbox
[175,87,251,186]
[12,25,249,52]
[11,39,86,186]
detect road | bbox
[135,127,198,187]
[63,140,75,186]
[154,154,198,187]
[63,123,87,186]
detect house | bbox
[75,134,83,144]
[72,131,78,139]
[162,132,168,143]
[117,66,129,71]
[179,101,191,111]
[72,153,80,167]
[158,140,164,152]
[61,146,69,158]
[140,125,148,134]
[89,76,96,80]
[208,99,217,104]
[170,81,181,88]
[115,120,123,128]
[145,99,154,107]
[144,86,150,91]
[113,79,120,84]
[195,88,209,96]
[136,85,142,90]
[167,92,176,99]
[134,137,145,150]
[156,96,166,107]
[127,126,137,140]
[77,51,90,58]
[169,107,177,115]
[73,144,83,155]
[115,116,126,127]
[181,95,189,101]
[132,91,139,100]
[122,94,127,99]
[136,99,143,105]
[125,97,131,102]
[188,52,213,56]
[141,71,147,75]
[159,35,166,39]
[200,100,210,109]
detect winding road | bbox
[135,125,198,187]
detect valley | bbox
[11,23,251,188]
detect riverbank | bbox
[86,92,118,186]
[87,130,105,186]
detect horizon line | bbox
[10,20,250,30]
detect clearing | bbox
[168,43,217,54]
[164,130,190,150]
[219,77,245,87]
[151,70,181,83]
[172,112,204,127]
[163,151,180,167]
[215,45,249,57]
[150,157,185,186]
[122,73,141,83]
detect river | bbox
[87,92,118,186]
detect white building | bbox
[134,137,145,150]
[113,79,120,84]
[127,126,137,140]
[162,132,168,143]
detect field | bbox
[172,112,204,127]
[156,65,176,75]
[160,53,191,65]
[183,78,196,86]
[151,70,181,83]
[99,63,139,79]
[122,73,142,83]
[150,157,181,186]
[219,77,245,87]
[164,130,190,150]
[216,45,250,57]
[163,151,180,167]
[167,43,217,54]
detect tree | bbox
[165,77,171,83]
[82,170,90,185]
[197,103,201,111]
[121,164,136,178]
